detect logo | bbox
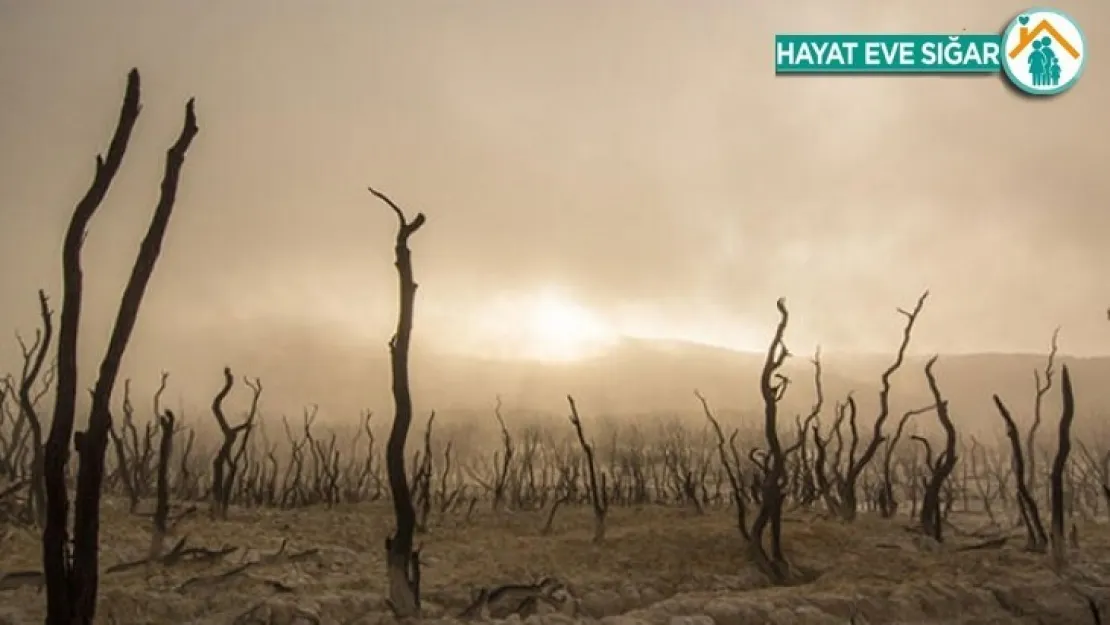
[773,8,1087,98]
[1000,8,1086,95]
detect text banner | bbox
[775,34,1003,74]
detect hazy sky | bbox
[1,0,1107,375]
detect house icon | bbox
[1008,19,1081,59]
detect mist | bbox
[0,0,1106,419]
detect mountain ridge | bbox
[106,320,1110,438]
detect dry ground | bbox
[2,501,1110,624]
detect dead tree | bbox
[413,412,436,532]
[148,410,176,560]
[42,69,198,625]
[491,396,514,511]
[113,375,165,506]
[792,349,825,508]
[1027,328,1059,501]
[747,298,796,584]
[355,410,383,501]
[540,461,578,535]
[437,439,458,513]
[698,390,749,540]
[993,394,1048,551]
[279,415,309,507]
[567,395,608,542]
[967,437,1002,525]
[176,426,198,501]
[1050,365,1076,567]
[879,403,935,518]
[107,379,143,512]
[370,186,426,618]
[15,290,53,526]
[209,368,261,519]
[821,291,928,521]
[919,356,958,542]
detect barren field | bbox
[3,500,1109,625]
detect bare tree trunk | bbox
[370,187,426,618]
[148,410,175,560]
[825,292,928,521]
[880,404,935,519]
[1027,329,1059,502]
[42,69,199,625]
[698,391,750,540]
[16,290,52,527]
[567,396,607,543]
[491,397,514,512]
[415,412,436,532]
[208,369,260,518]
[920,356,958,542]
[1050,366,1075,567]
[993,394,1048,551]
[42,70,142,625]
[747,298,794,584]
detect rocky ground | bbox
[1,500,1109,624]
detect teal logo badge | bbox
[1000,8,1086,95]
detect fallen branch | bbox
[104,535,236,574]
[176,562,253,592]
[955,536,1008,552]
[173,539,319,592]
[0,570,44,592]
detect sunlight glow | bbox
[462,288,617,361]
[526,291,615,360]
[447,290,776,362]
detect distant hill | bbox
[108,320,1110,439]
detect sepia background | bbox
[0,0,1105,424]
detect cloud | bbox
[0,0,1106,390]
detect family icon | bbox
[1001,9,1085,95]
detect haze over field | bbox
[0,0,1106,419]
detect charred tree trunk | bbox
[17,290,53,527]
[415,411,436,532]
[209,368,238,518]
[148,410,175,560]
[208,368,260,519]
[747,298,795,584]
[698,391,750,541]
[42,69,198,625]
[993,394,1048,551]
[1050,366,1075,567]
[879,404,935,519]
[920,356,958,542]
[107,379,140,512]
[567,396,608,543]
[1027,328,1059,502]
[491,397,514,512]
[370,186,426,618]
[43,73,141,624]
[825,292,928,521]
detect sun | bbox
[522,290,615,361]
[462,288,617,362]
